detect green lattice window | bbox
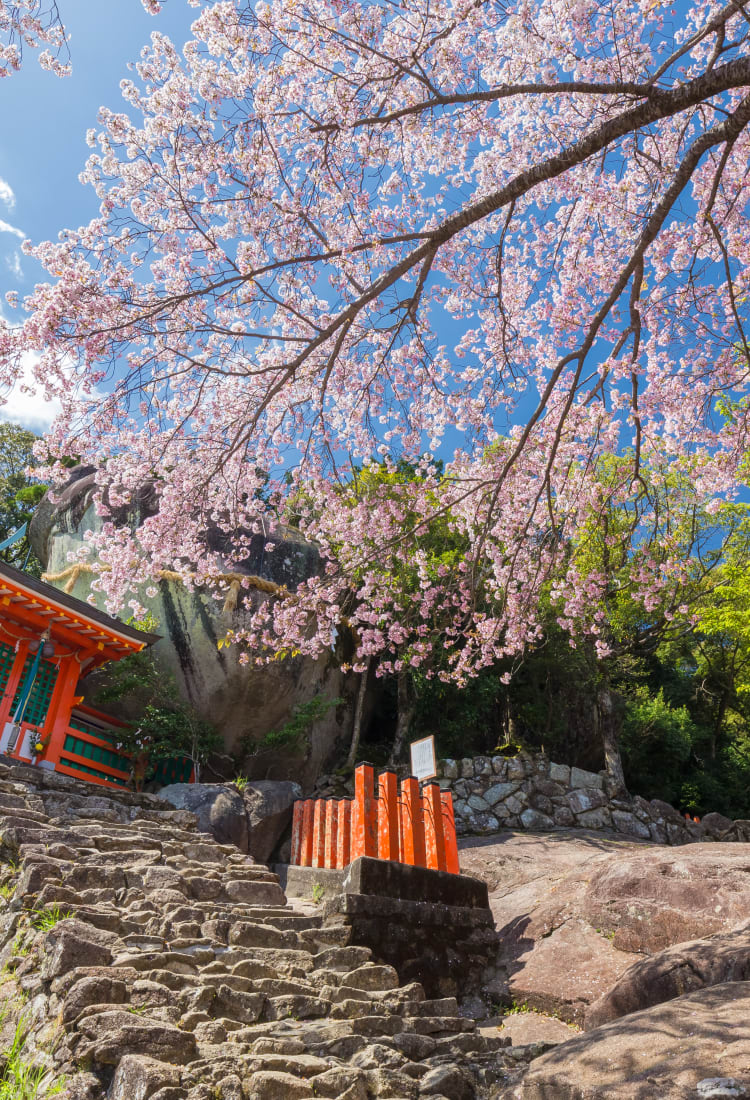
[58,758,128,786]
[152,757,194,785]
[62,733,130,774]
[0,642,16,699]
[12,653,58,727]
[69,716,120,746]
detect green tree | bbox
[0,422,47,575]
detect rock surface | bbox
[506,982,750,1099]
[30,466,352,788]
[585,920,750,1028]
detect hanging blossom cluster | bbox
[0,0,165,77]
[6,0,750,675]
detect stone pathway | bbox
[0,763,515,1099]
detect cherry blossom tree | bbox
[7,0,750,679]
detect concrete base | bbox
[278,857,499,999]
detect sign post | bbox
[409,735,437,782]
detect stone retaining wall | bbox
[436,752,748,846]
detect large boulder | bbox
[511,982,750,1099]
[158,783,250,852]
[30,467,354,789]
[582,844,750,953]
[242,780,302,862]
[159,779,302,859]
[585,920,750,1029]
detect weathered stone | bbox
[484,782,519,806]
[520,809,554,831]
[504,795,525,815]
[570,766,604,790]
[528,793,553,815]
[41,918,116,979]
[702,812,734,837]
[506,757,528,780]
[473,756,492,777]
[491,756,508,776]
[419,1065,475,1099]
[650,798,685,824]
[549,762,570,784]
[576,806,612,829]
[554,806,575,827]
[586,921,750,1029]
[62,975,128,1023]
[466,794,490,812]
[519,982,750,1100]
[611,810,651,839]
[460,759,474,779]
[567,787,607,814]
[242,780,303,862]
[441,759,458,780]
[77,1010,198,1065]
[465,811,500,834]
[244,1072,314,1099]
[109,1055,182,1100]
[159,784,249,852]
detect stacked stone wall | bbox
[436,752,748,846]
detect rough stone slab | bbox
[342,857,489,908]
[516,982,750,1099]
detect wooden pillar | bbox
[0,641,29,757]
[300,799,315,867]
[377,770,400,862]
[290,800,304,866]
[441,790,460,874]
[336,799,352,868]
[324,799,339,869]
[422,782,447,871]
[37,653,79,770]
[399,776,426,868]
[312,800,326,868]
[352,764,377,860]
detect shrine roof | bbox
[0,560,159,657]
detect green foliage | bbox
[30,908,74,932]
[620,689,698,806]
[256,695,342,754]
[94,619,221,782]
[0,1015,63,1099]
[233,775,249,791]
[0,423,48,576]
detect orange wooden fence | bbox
[290,764,460,874]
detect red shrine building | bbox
[0,561,159,788]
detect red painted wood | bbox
[337,799,351,868]
[441,790,460,874]
[312,799,326,868]
[324,799,339,869]
[290,800,304,865]
[399,776,426,868]
[300,799,315,866]
[377,770,400,861]
[352,764,377,859]
[422,782,447,871]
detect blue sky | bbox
[0,0,195,433]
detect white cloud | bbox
[0,177,15,210]
[0,352,62,434]
[0,218,24,240]
[5,251,22,280]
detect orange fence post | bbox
[399,776,426,868]
[312,799,326,868]
[336,799,352,868]
[300,799,314,867]
[352,763,378,859]
[441,790,460,874]
[422,782,447,871]
[378,770,400,862]
[290,800,304,865]
[324,799,339,869]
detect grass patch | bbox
[0,1015,64,1099]
[30,909,74,933]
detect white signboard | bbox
[410,735,437,781]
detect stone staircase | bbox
[0,763,515,1099]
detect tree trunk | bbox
[597,684,628,797]
[346,658,371,770]
[389,670,416,765]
